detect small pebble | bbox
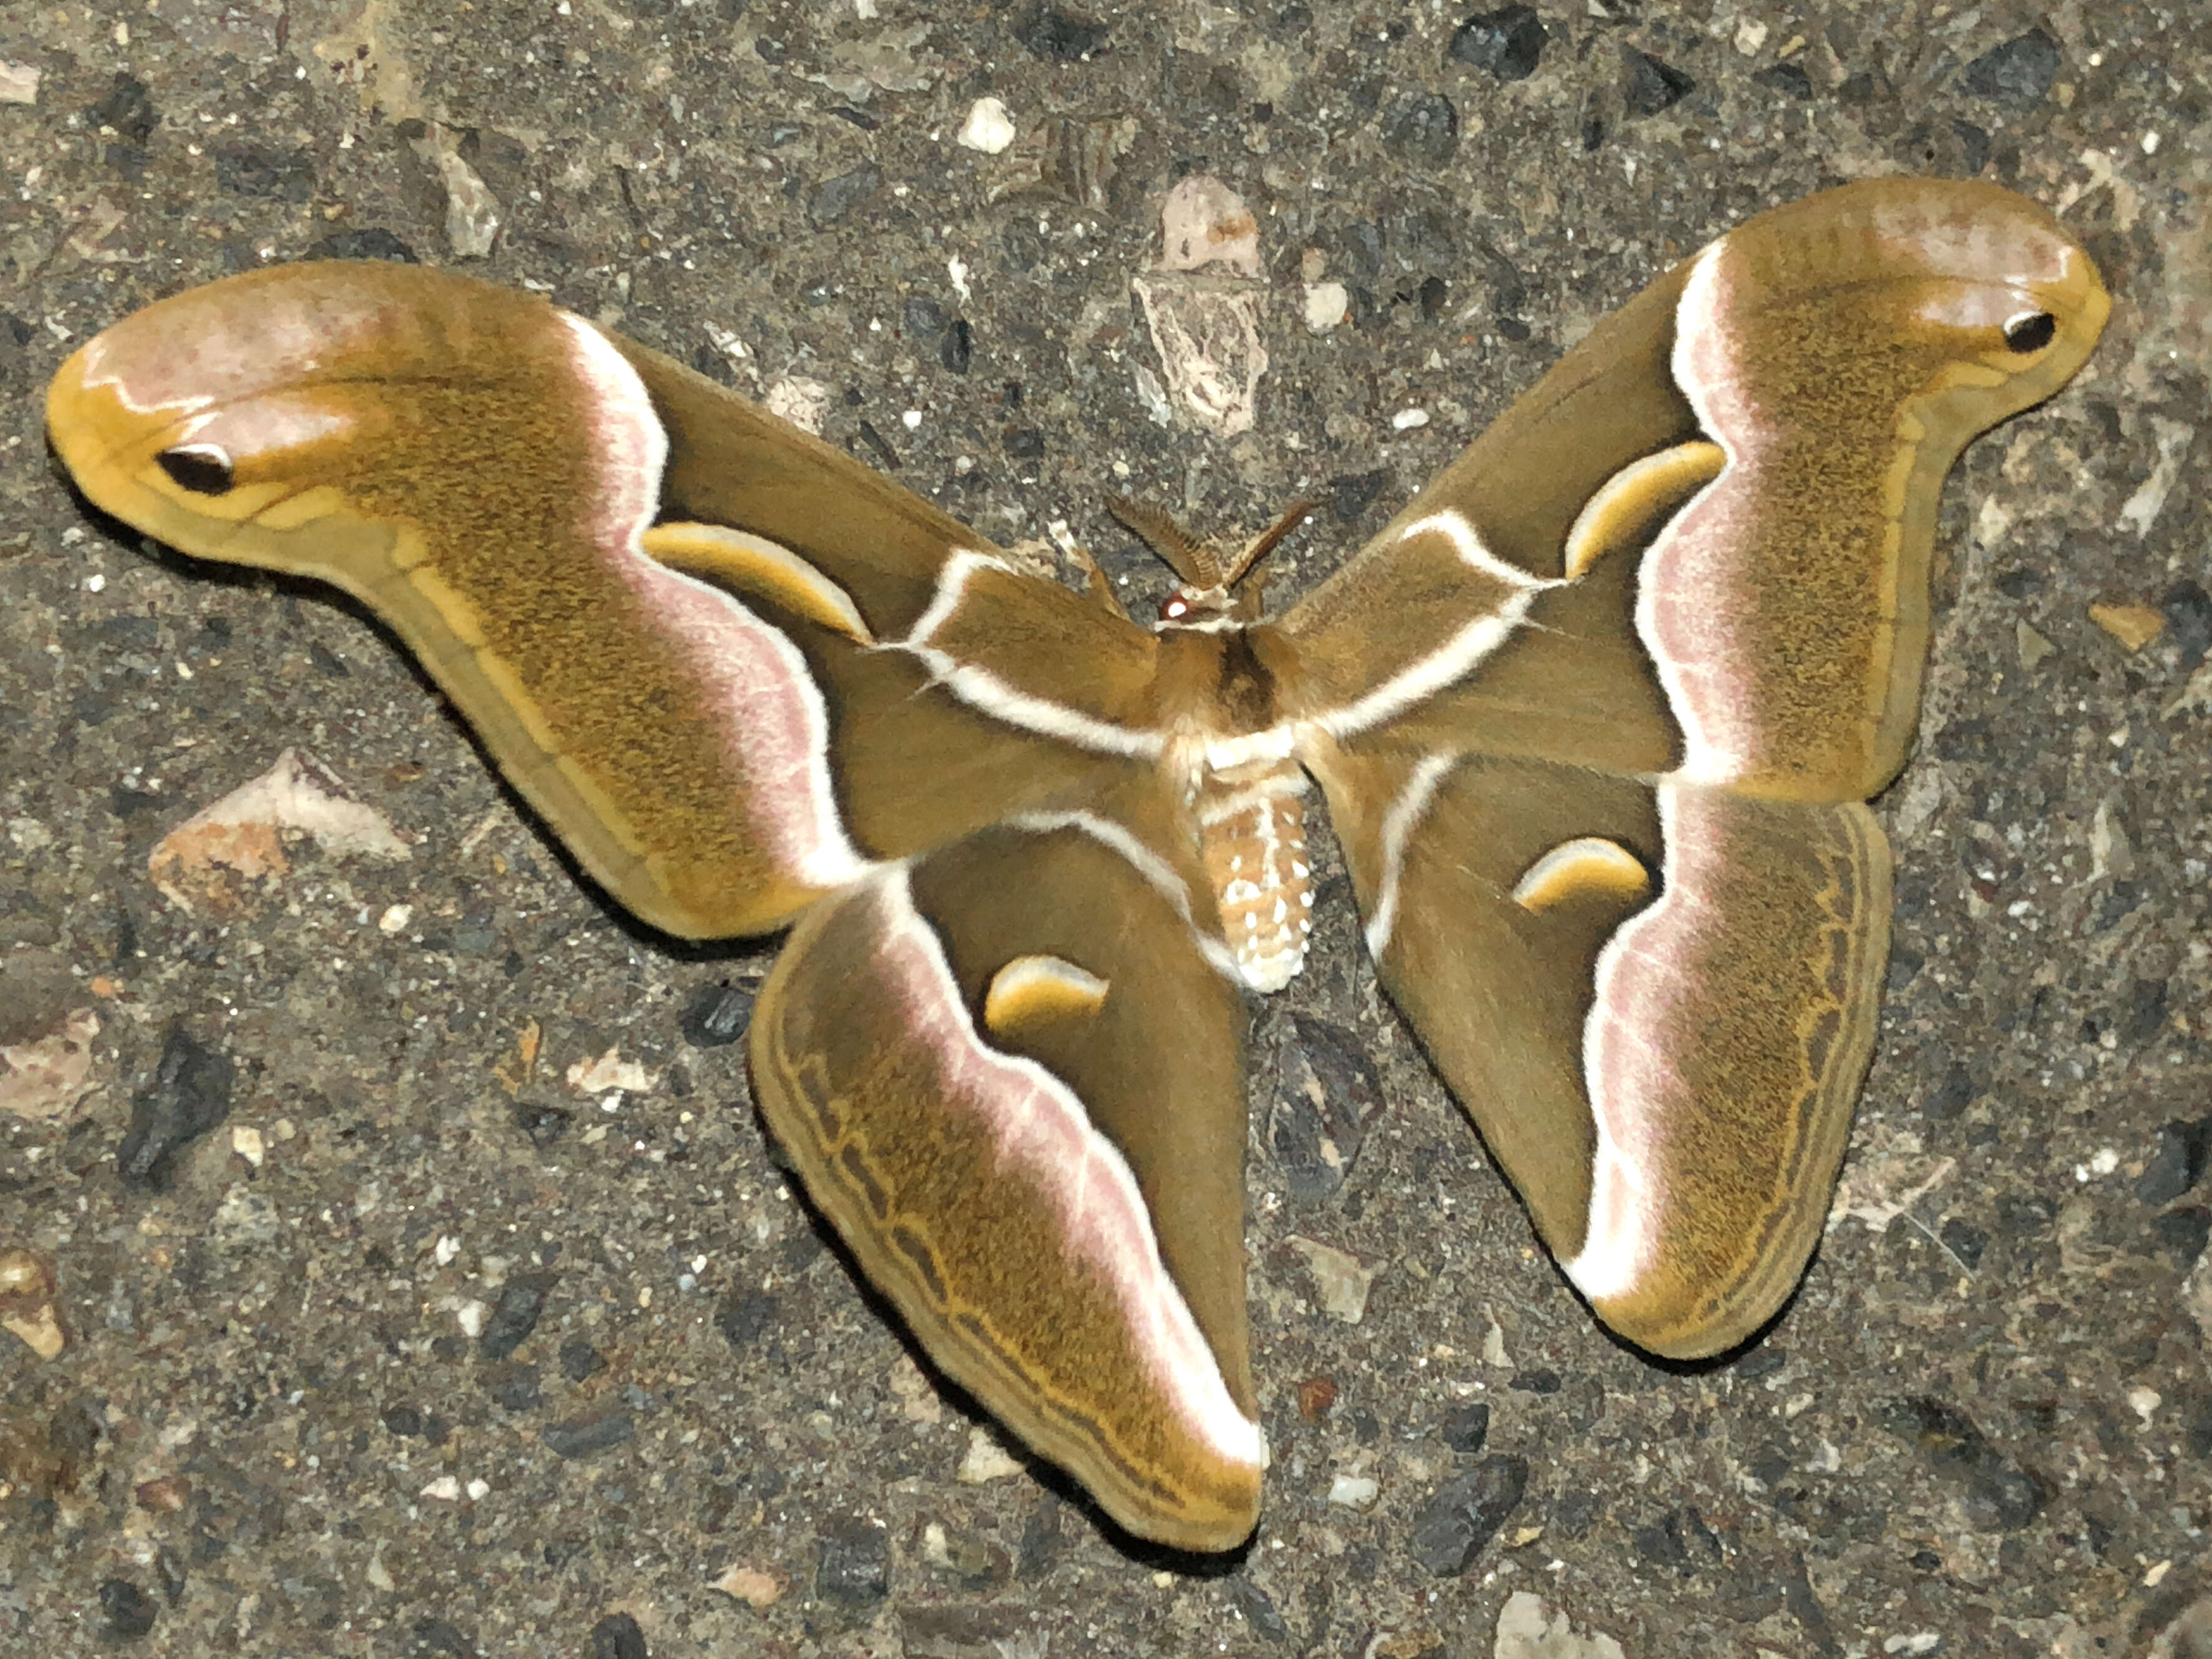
[1327,1473,1379,1509]
[956,96,1016,155]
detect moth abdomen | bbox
[1196,762,1313,993]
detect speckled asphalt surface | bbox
[2,3,2208,1655]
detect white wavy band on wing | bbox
[872,869,1267,1474]
[1635,239,1762,789]
[1315,510,1556,741]
[1565,782,1710,1303]
[1008,809,1243,982]
[1363,750,1457,960]
[564,316,875,891]
[891,552,1168,759]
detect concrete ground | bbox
[2,2,2208,1654]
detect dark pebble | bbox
[1439,1400,1490,1453]
[214,145,315,204]
[2127,979,2171,1045]
[1958,27,2061,104]
[1782,1551,1838,1648]
[1329,469,1389,523]
[902,295,948,337]
[1446,6,1546,81]
[1885,943,1925,995]
[2135,1118,2212,1205]
[305,227,419,262]
[2185,1394,2212,1459]
[1993,1192,2057,1238]
[1735,1344,1787,1380]
[483,1365,543,1413]
[1899,117,1992,176]
[1940,1218,1988,1271]
[1758,60,1814,98]
[1671,1504,1723,1564]
[1228,1576,1289,1643]
[515,1102,573,1147]
[410,1617,474,1656]
[541,1412,635,1460]
[100,1578,158,1638]
[678,981,755,1048]
[1017,7,1109,60]
[1264,1012,1385,1203]
[857,418,901,471]
[1378,92,1459,165]
[590,1612,648,1659]
[1003,426,1046,459]
[154,1544,186,1604]
[714,1290,778,1349]
[1749,1442,1793,1489]
[1509,1368,1562,1395]
[1018,1494,1064,1577]
[1623,48,1695,117]
[1552,1484,1603,1539]
[1636,1517,1690,1572]
[1924,1063,1975,1119]
[2162,579,2212,669]
[940,318,973,375]
[817,1514,893,1605]
[1332,219,1384,281]
[382,1403,425,1438]
[118,1026,236,1190]
[479,1273,558,1361]
[1905,1397,2049,1531]
[1965,1460,2049,1532]
[808,166,882,227]
[1408,1453,1528,1575]
[2152,1207,2212,1269]
[559,1336,608,1382]
[88,72,158,143]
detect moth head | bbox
[1159,583,1234,625]
[1110,494,1314,632]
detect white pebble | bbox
[1326,1474,1379,1509]
[957,97,1016,155]
[1303,281,1350,333]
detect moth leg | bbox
[1046,522,1134,620]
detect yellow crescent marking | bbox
[643,522,875,643]
[983,954,1112,1037]
[1511,837,1652,912]
[1561,441,1727,580]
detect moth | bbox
[46,179,2107,1552]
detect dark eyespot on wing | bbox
[157,446,236,495]
[2003,311,2057,353]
